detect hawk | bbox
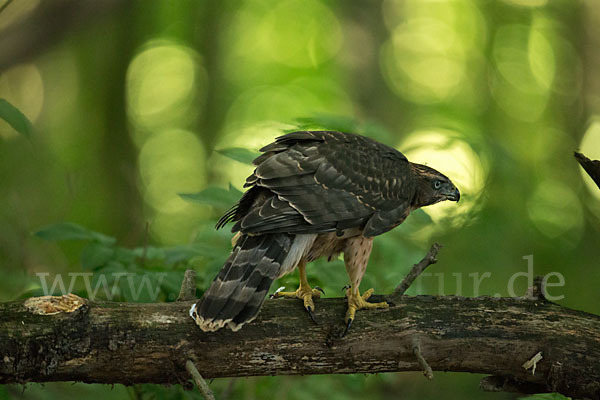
[190,131,459,333]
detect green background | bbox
[1,0,598,399]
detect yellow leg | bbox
[272,261,323,316]
[341,236,389,335]
[343,286,389,336]
[345,287,389,322]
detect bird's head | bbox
[411,163,460,208]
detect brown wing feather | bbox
[219,131,417,236]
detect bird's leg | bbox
[271,260,323,322]
[343,237,389,335]
[344,286,389,332]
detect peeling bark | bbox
[1,294,599,399]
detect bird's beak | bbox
[445,186,460,202]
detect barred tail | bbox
[192,233,293,332]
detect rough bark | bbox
[1,293,599,399]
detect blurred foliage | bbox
[0,98,32,136]
[1,0,600,399]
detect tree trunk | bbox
[1,293,599,399]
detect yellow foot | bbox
[271,285,324,323]
[344,287,389,336]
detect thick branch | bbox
[1,294,599,399]
[575,151,600,190]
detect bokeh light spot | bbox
[381,19,466,104]
[126,40,205,141]
[493,25,549,94]
[382,0,487,49]
[491,24,553,122]
[528,27,555,90]
[225,79,352,131]
[138,129,206,214]
[527,179,583,242]
[262,0,342,67]
[380,0,486,106]
[549,34,582,100]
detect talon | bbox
[315,286,325,295]
[342,318,353,337]
[386,300,395,307]
[342,285,351,292]
[306,305,319,325]
[342,287,389,334]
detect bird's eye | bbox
[434,180,442,189]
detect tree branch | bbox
[1,293,599,399]
[177,269,197,302]
[391,243,442,297]
[185,360,215,400]
[575,151,600,190]
[412,345,434,380]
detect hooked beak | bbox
[445,186,460,202]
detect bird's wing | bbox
[225,131,417,236]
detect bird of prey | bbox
[190,131,459,333]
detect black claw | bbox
[315,286,325,295]
[341,285,351,292]
[386,300,395,307]
[342,318,353,337]
[306,306,319,325]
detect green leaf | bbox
[132,246,165,260]
[80,243,115,270]
[179,185,242,208]
[89,231,117,245]
[34,222,116,245]
[0,98,33,136]
[113,247,136,264]
[96,260,127,274]
[216,147,260,165]
[34,222,97,241]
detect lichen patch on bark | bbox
[24,293,86,315]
